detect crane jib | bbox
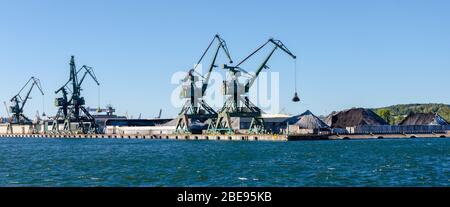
[234,38,297,92]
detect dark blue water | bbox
[0,138,449,187]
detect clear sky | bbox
[0,0,449,118]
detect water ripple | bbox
[0,138,449,187]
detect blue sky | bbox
[0,0,449,118]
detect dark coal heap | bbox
[325,108,388,128]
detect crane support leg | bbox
[213,112,234,134]
[249,117,265,134]
[175,114,190,134]
[6,123,12,134]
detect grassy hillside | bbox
[373,103,450,125]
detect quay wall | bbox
[0,124,448,141]
[328,132,449,140]
[0,131,448,141]
[347,125,450,134]
[0,133,288,141]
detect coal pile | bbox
[399,112,448,125]
[325,108,388,128]
[285,110,329,129]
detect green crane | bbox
[8,76,44,124]
[52,56,100,134]
[175,34,233,133]
[213,38,296,134]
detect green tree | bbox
[372,104,450,125]
[376,109,391,124]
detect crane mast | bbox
[175,34,233,134]
[213,38,296,134]
[202,35,233,95]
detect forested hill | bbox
[373,103,450,125]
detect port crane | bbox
[52,56,100,134]
[213,38,296,134]
[7,76,44,125]
[175,34,233,133]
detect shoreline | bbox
[0,132,448,141]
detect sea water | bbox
[0,138,448,187]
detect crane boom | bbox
[20,83,36,112]
[14,77,44,112]
[242,38,296,92]
[197,34,233,95]
[78,65,100,87]
[55,63,99,94]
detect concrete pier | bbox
[0,132,449,141]
[0,133,289,141]
[328,133,448,140]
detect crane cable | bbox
[97,85,101,112]
[42,93,46,117]
[292,58,300,103]
[294,59,298,93]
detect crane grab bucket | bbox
[292,92,300,102]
